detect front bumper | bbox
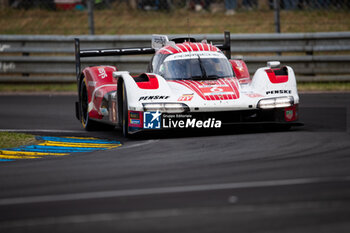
[127,105,300,134]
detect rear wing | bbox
[74,31,231,80]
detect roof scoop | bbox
[166,41,179,50]
[171,37,196,43]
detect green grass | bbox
[0,3,349,34]
[297,82,350,92]
[0,132,37,149]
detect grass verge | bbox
[297,82,350,92]
[0,4,349,34]
[0,132,37,149]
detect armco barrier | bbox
[1,32,350,82]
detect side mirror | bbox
[229,59,250,83]
[267,61,281,68]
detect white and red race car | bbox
[74,32,300,137]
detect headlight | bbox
[258,96,294,109]
[143,103,189,113]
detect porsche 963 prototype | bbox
[74,32,300,137]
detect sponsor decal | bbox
[245,93,264,98]
[98,68,107,79]
[171,52,222,60]
[143,111,161,129]
[129,111,143,128]
[139,95,170,101]
[130,119,141,125]
[178,94,194,101]
[284,105,298,122]
[285,110,293,120]
[130,112,140,119]
[88,81,97,87]
[162,114,222,129]
[266,90,291,95]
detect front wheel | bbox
[122,83,130,137]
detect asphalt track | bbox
[0,93,349,233]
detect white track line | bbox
[0,176,349,206]
[120,140,159,149]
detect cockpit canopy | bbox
[151,51,234,81]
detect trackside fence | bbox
[1,32,350,83]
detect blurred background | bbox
[0,0,349,90]
[1,4,350,233]
[0,0,349,34]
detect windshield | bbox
[156,55,234,80]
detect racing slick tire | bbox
[79,77,104,131]
[122,83,130,137]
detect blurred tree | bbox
[129,0,137,9]
[0,0,10,8]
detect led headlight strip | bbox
[258,96,294,109]
[143,103,189,113]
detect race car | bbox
[74,31,300,137]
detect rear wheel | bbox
[80,77,101,131]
